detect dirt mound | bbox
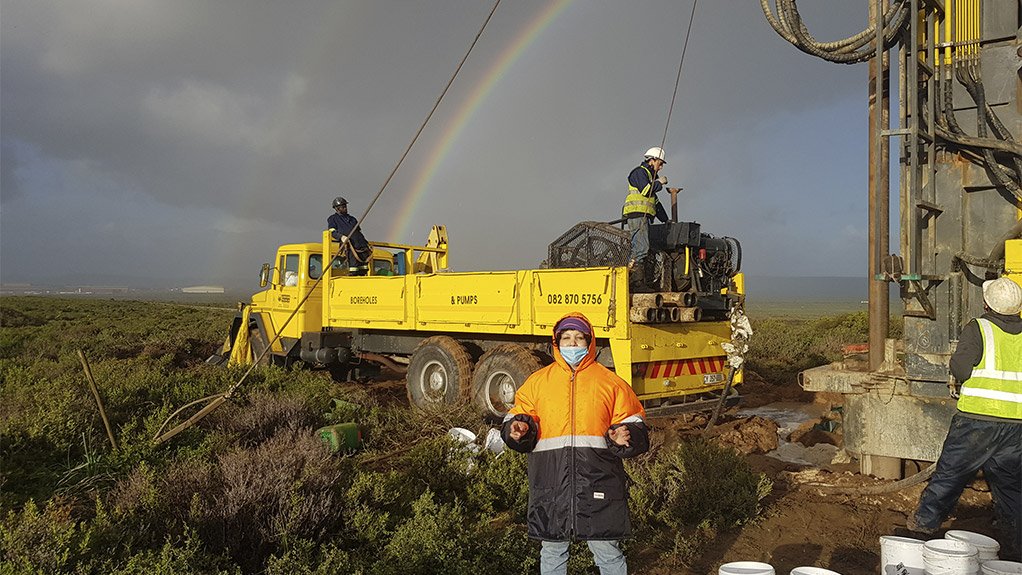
[706,416,779,455]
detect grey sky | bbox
[2,1,875,290]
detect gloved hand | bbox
[657,175,668,186]
[340,235,348,243]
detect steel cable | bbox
[661,0,698,151]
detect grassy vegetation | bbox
[0,296,885,573]
[746,310,903,386]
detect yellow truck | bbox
[214,221,745,418]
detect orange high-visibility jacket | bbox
[502,313,649,541]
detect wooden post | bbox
[78,349,119,451]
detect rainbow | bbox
[386,0,573,242]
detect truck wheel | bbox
[406,336,473,408]
[471,344,540,419]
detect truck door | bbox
[270,252,307,340]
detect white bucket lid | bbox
[923,538,979,557]
[880,535,925,547]
[946,530,1000,551]
[719,561,776,575]
[790,567,842,575]
[981,560,1022,575]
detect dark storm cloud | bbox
[1,1,877,286]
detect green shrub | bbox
[627,439,772,564]
[0,499,78,573]
[746,311,903,385]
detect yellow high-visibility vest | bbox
[623,165,657,217]
[957,318,1022,419]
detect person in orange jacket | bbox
[501,313,650,575]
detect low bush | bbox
[628,439,772,565]
[2,297,806,573]
[747,311,903,385]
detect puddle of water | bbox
[739,402,837,467]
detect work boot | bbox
[903,515,937,539]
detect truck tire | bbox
[471,344,540,420]
[406,336,473,408]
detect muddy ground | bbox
[364,370,1005,575]
[634,372,1001,575]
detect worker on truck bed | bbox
[502,313,650,575]
[327,196,371,276]
[622,147,672,288]
[908,276,1022,560]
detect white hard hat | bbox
[982,277,1022,315]
[644,147,666,163]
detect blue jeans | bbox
[540,540,627,575]
[913,414,1021,556]
[627,216,649,264]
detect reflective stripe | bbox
[959,386,1022,403]
[623,194,656,216]
[620,415,645,424]
[534,435,608,452]
[978,319,997,367]
[971,368,1022,381]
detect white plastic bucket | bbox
[981,561,1022,575]
[790,567,842,575]
[922,538,979,575]
[719,561,775,575]
[881,536,926,575]
[448,427,477,443]
[946,530,1000,564]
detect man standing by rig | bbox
[908,277,1022,560]
[622,147,672,289]
[327,197,372,276]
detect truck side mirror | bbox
[260,263,271,287]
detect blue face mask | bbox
[559,345,588,367]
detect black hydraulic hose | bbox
[764,0,909,64]
[987,219,1022,263]
[808,463,936,495]
[935,124,1022,157]
[966,65,1022,183]
[956,62,1022,202]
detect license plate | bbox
[703,373,725,385]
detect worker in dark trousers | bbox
[908,277,1022,560]
[327,197,372,276]
[622,147,671,289]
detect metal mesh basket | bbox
[547,221,630,269]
